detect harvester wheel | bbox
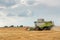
[43,27,51,30]
[35,26,43,31]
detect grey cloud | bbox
[26,0,35,5]
[0,0,19,7]
[6,7,29,17]
[7,13,15,16]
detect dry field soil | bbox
[0,27,60,40]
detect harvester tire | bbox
[43,27,51,30]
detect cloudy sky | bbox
[0,0,60,27]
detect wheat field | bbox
[0,27,60,40]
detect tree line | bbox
[4,25,23,28]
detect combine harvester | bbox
[27,19,54,31]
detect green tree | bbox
[4,26,8,28]
[20,25,23,27]
[10,25,14,27]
